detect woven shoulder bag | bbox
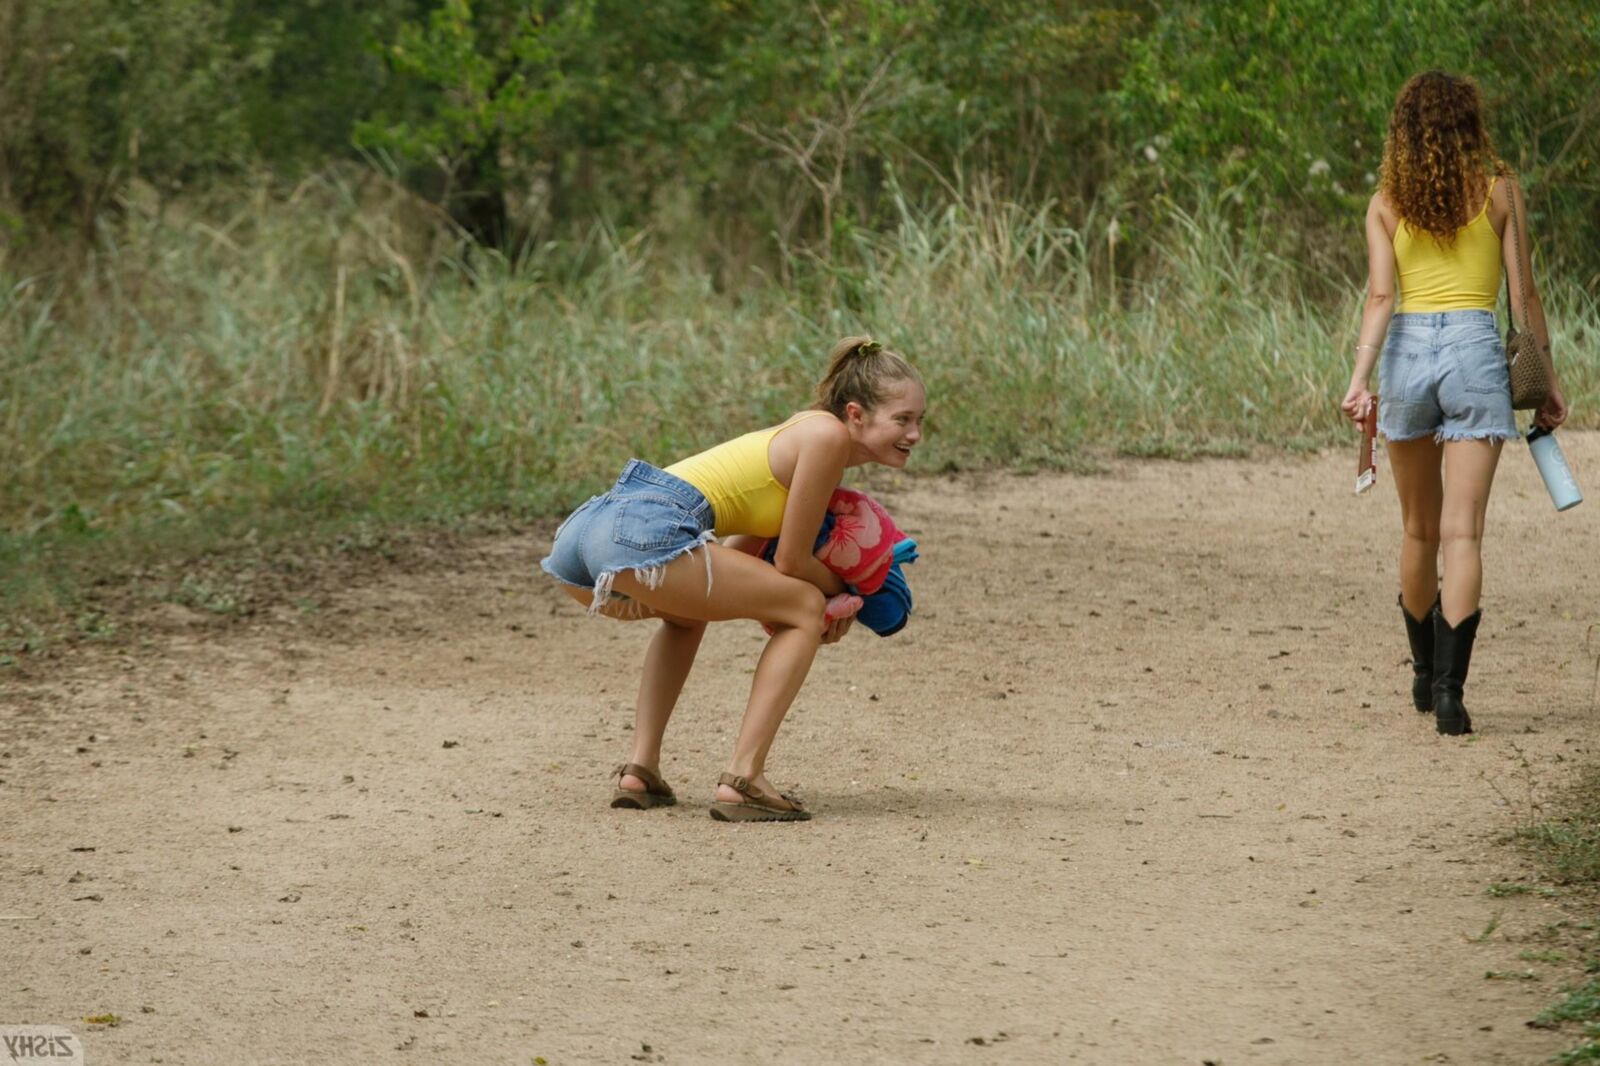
[1502,176,1552,411]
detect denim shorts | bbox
[540,459,717,613]
[1377,310,1518,443]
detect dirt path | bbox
[5,435,1600,1064]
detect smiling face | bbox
[846,378,926,469]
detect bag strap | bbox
[1503,174,1531,333]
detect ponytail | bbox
[813,335,922,418]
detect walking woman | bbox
[541,337,925,818]
[1340,71,1569,735]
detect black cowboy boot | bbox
[1400,592,1438,713]
[1432,607,1481,736]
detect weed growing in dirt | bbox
[1488,882,1559,899]
[1535,981,1600,1063]
[1525,951,1571,964]
[1518,770,1600,886]
[1515,767,1600,1061]
[171,575,246,616]
[1468,914,1504,943]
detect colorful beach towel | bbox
[759,490,915,636]
[814,488,902,595]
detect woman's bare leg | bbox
[715,629,818,802]
[557,588,706,792]
[584,544,826,807]
[1439,438,1503,624]
[617,616,706,792]
[1385,436,1444,619]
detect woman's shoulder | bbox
[771,410,850,462]
[783,409,848,443]
[766,410,848,485]
[1367,191,1401,239]
[1486,173,1524,231]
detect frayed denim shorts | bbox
[1377,310,1518,443]
[540,459,716,613]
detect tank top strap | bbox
[770,409,836,437]
[760,409,838,471]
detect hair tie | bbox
[858,340,883,356]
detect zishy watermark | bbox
[1,1026,83,1064]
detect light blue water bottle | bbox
[1527,426,1583,511]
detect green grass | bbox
[1517,769,1600,1061]
[4,170,1600,641]
[1489,882,1561,898]
[1537,980,1600,1063]
[1520,772,1600,887]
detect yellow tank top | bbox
[665,411,834,537]
[1394,180,1501,312]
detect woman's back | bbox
[665,411,835,538]
[1393,179,1502,312]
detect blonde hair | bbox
[812,335,922,418]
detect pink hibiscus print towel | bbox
[817,488,902,595]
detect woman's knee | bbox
[1438,521,1483,552]
[1401,517,1440,546]
[768,582,825,629]
[661,613,707,634]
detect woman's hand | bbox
[1339,381,1375,426]
[820,616,854,645]
[1535,384,1569,431]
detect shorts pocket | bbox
[1459,342,1511,395]
[1378,346,1424,403]
[612,493,696,551]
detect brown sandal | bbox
[610,763,677,810]
[708,772,812,823]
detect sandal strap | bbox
[616,762,673,797]
[716,772,805,812]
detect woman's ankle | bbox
[626,749,662,770]
[617,756,663,791]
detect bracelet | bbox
[1355,344,1378,352]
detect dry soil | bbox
[5,435,1600,1065]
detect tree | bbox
[355,0,595,245]
[0,0,250,237]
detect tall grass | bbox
[3,169,1598,630]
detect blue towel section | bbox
[760,517,915,637]
[856,562,912,636]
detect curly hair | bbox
[1380,71,1507,244]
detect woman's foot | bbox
[825,593,864,622]
[610,762,677,809]
[709,771,810,821]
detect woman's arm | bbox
[771,420,849,596]
[1340,194,1397,424]
[1503,179,1569,429]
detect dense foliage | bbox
[4,1,1597,279]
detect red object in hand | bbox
[816,489,902,595]
[1356,396,1378,495]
